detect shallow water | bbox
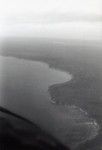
[0,55,99,148]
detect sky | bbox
[0,0,102,40]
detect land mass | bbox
[0,106,69,150]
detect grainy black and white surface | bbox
[0,0,102,150]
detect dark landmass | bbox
[0,37,102,150]
[0,106,33,124]
[0,106,69,150]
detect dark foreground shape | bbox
[0,106,70,150]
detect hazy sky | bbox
[0,0,101,21]
[0,0,102,40]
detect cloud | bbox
[2,12,102,25]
